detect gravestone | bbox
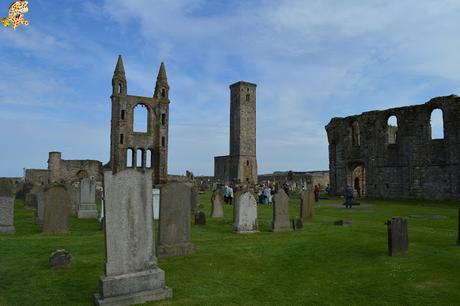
[66,182,80,215]
[272,189,290,231]
[195,211,206,225]
[300,189,314,221]
[35,188,45,225]
[386,217,408,256]
[49,249,72,268]
[25,187,38,210]
[234,192,258,233]
[152,188,160,220]
[334,219,353,226]
[43,185,71,234]
[157,182,194,258]
[190,185,199,214]
[210,189,224,218]
[0,180,16,234]
[95,169,172,305]
[292,217,303,230]
[77,178,97,219]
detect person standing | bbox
[314,185,320,202]
[223,185,229,204]
[228,185,234,205]
[345,185,353,208]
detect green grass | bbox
[1,194,459,305]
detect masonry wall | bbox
[325,95,460,200]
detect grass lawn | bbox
[1,193,459,305]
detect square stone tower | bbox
[109,55,169,185]
[214,81,258,185]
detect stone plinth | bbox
[43,185,71,234]
[96,169,172,305]
[35,188,45,225]
[234,192,258,233]
[272,189,290,231]
[210,189,224,218]
[386,217,408,256]
[300,189,314,221]
[157,182,194,258]
[77,178,97,219]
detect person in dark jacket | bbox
[345,185,353,208]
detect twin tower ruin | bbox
[109,55,258,186]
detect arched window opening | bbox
[161,113,166,126]
[126,149,133,167]
[430,108,444,139]
[120,134,124,145]
[136,149,143,168]
[121,110,125,120]
[351,121,360,146]
[246,160,249,166]
[246,94,250,101]
[161,88,166,98]
[387,115,398,145]
[146,149,153,168]
[133,104,148,132]
[161,137,165,147]
[118,83,122,94]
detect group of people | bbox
[257,185,275,204]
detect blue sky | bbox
[0,0,457,177]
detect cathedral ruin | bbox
[108,55,170,185]
[325,95,460,200]
[214,81,258,185]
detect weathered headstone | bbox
[300,188,314,221]
[334,219,352,226]
[25,186,39,210]
[43,185,71,234]
[66,182,80,215]
[210,189,224,218]
[0,180,16,234]
[386,217,408,256]
[234,192,258,233]
[190,185,199,214]
[272,189,290,231]
[49,249,72,268]
[152,188,160,220]
[292,217,303,230]
[95,169,172,305]
[77,178,97,219]
[157,182,194,258]
[195,211,206,225]
[35,188,45,225]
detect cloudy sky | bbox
[0,0,457,177]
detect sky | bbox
[0,0,457,177]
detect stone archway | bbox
[348,162,366,197]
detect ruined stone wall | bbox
[24,169,50,185]
[325,95,460,200]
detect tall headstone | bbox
[300,188,314,221]
[157,182,195,258]
[190,185,198,214]
[66,182,80,215]
[234,192,258,233]
[95,169,172,305]
[43,185,71,234]
[210,189,224,218]
[386,217,408,256]
[152,189,160,220]
[35,188,45,225]
[77,178,97,219]
[272,189,290,231]
[25,185,40,209]
[0,180,16,234]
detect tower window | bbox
[118,83,122,94]
[161,137,165,147]
[387,115,398,145]
[133,104,148,132]
[246,94,250,101]
[121,110,125,120]
[161,88,166,98]
[120,134,124,144]
[246,160,249,166]
[146,149,153,168]
[126,148,134,167]
[161,113,166,126]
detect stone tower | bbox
[109,55,170,184]
[214,81,258,185]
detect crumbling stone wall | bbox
[325,95,460,200]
